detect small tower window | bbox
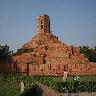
[41,25,43,29]
[49,64,51,70]
[41,20,43,24]
[43,59,46,64]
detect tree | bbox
[0,44,12,63]
[80,46,96,62]
[94,46,96,51]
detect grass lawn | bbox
[0,80,20,96]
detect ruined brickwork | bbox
[37,14,50,34]
[0,14,96,76]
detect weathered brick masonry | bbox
[1,14,96,76]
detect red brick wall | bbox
[0,61,96,76]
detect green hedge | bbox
[32,76,96,93]
[20,84,43,96]
[1,75,96,94]
[52,81,96,93]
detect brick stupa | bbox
[13,14,96,76]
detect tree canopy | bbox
[80,46,96,62]
[0,44,12,63]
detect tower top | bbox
[37,14,50,34]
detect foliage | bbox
[20,84,43,96]
[0,75,20,96]
[31,76,96,93]
[80,46,96,62]
[1,75,96,96]
[13,48,35,56]
[54,81,96,93]
[0,44,12,63]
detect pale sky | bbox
[0,0,96,52]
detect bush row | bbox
[54,81,96,93]
[1,74,96,93]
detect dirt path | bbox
[36,82,62,96]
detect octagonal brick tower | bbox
[37,14,50,34]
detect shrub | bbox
[20,84,43,96]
